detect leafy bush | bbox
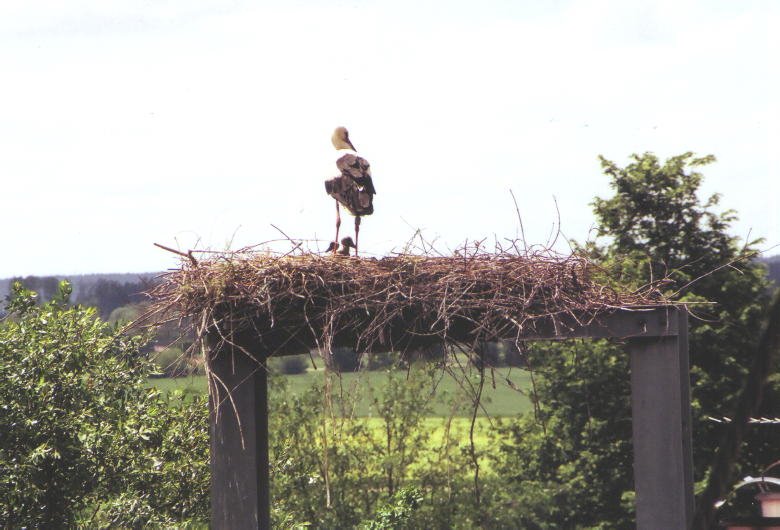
[151,346,185,376]
[266,365,499,529]
[401,343,445,364]
[279,355,308,375]
[107,303,145,325]
[331,346,361,372]
[0,282,208,527]
[362,487,424,529]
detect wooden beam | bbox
[255,307,683,357]
[520,307,680,340]
[209,344,270,530]
[628,309,693,529]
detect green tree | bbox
[589,152,772,474]
[497,152,773,527]
[494,340,636,529]
[0,282,208,528]
[370,369,435,497]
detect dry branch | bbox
[148,243,678,364]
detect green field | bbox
[150,365,533,417]
[151,373,513,476]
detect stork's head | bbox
[332,126,356,151]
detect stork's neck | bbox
[333,140,355,151]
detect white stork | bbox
[324,126,376,256]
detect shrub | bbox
[107,303,144,324]
[362,487,424,529]
[151,346,186,376]
[366,351,396,370]
[0,282,208,527]
[280,355,308,375]
[331,346,361,372]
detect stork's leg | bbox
[354,216,361,257]
[334,202,341,253]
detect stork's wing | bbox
[336,153,376,194]
[353,174,376,195]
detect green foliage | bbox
[495,340,635,529]
[592,152,723,262]
[108,303,144,325]
[278,354,308,375]
[498,152,773,527]
[361,487,424,529]
[0,280,518,528]
[370,368,434,496]
[151,346,185,376]
[2,282,515,528]
[762,255,780,286]
[267,366,498,529]
[365,351,397,370]
[331,346,362,371]
[0,282,208,528]
[588,152,773,474]
[268,370,432,528]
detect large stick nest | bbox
[149,246,674,359]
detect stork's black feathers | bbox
[324,175,374,216]
[326,151,376,216]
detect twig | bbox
[154,242,198,266]
[509,189,528,254]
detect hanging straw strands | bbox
[149,243,678,362]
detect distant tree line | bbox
[1,273,158,319]
[761,254,780,286]
[75,278,149,318]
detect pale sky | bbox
[1,0,777,278]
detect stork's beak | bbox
[346,138,356,151]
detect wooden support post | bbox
[209,345,270,530]
[628,309,693,529]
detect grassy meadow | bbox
[151,364,533,417]
[150,364,527,477]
